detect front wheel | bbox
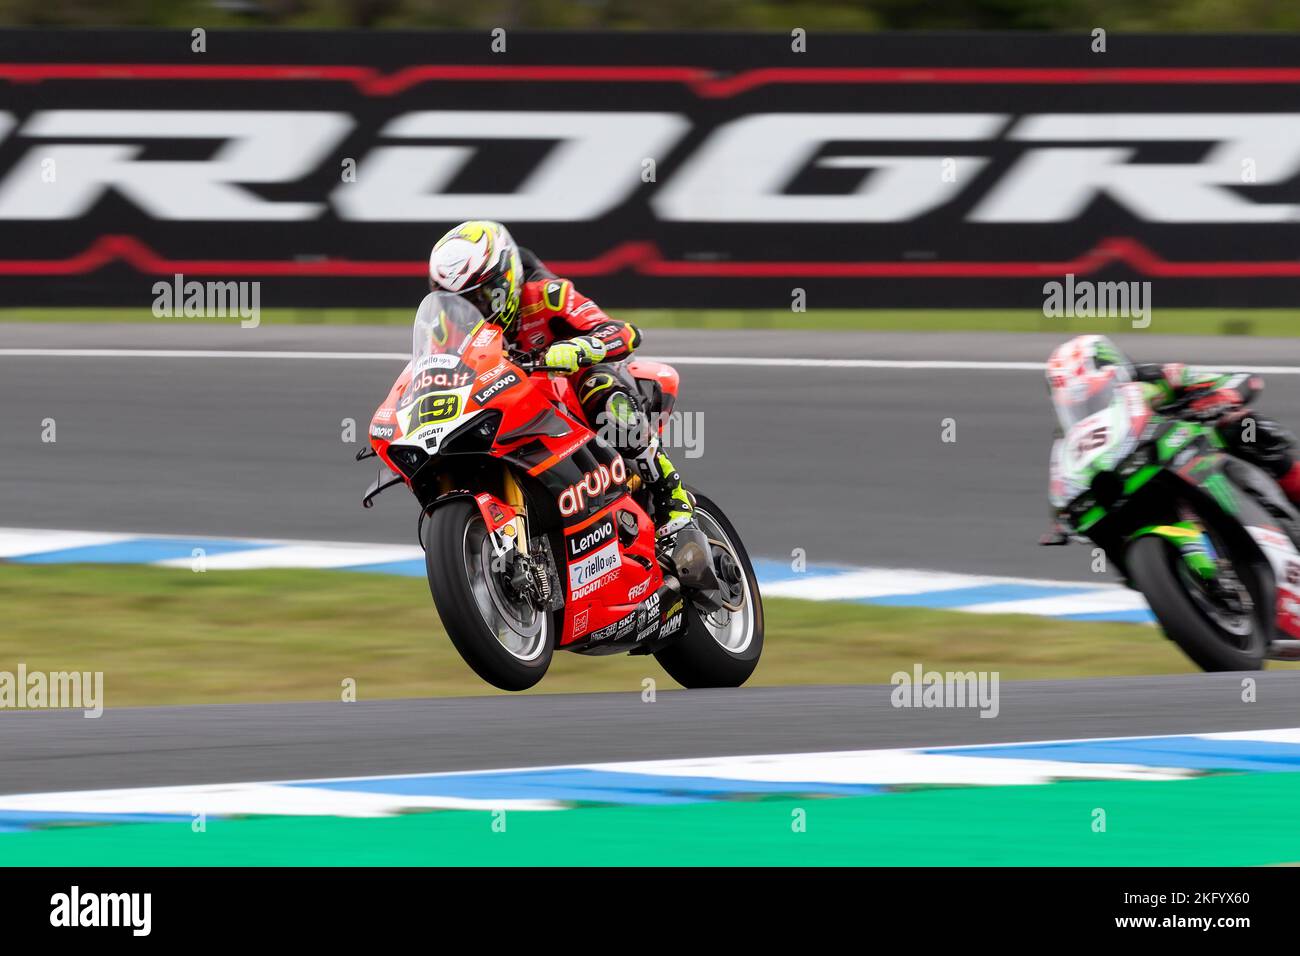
[425,498,554,691]
[653,490,764,688]
[1127,534,1266,672]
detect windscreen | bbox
[1051,373,1120,431]
[411,291,488,364]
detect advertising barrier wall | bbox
[0,30,1296,308]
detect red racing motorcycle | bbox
[357,292,763,691]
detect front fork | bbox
[472,468,556,609]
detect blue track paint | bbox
[293,768,883,805]
[934,736,1300,772]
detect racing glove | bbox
[545,336,608,374]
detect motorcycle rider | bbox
[1041,334,1300,544]
[426,219,696,538]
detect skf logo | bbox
[558,458,627,517]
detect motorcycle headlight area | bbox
[387,444,429,477]
[439,409,502,456]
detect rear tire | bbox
[653,491,764,688]
[425,498,554,691]
[1127,534,1266,672]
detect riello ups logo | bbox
[0,110,1296,224]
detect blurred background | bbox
[1,0,1298,30]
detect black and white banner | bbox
[0,30,1296,308]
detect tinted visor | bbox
[460,273,514,326]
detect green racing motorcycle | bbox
[1048,375,1300,671]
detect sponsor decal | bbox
[634,590,662,641]
[656,599,685,639]
[558,458,627,517]
[474,492,513,531]
[567,516,615,560]
[369,423,395,440]
[589,611,637,643]
[408,368,473,393]
[572,607,590,638]
[477,360,511,384]
[627,576,652,600]
[415,354,461,371]
[471,326,499,349]
[374,405,395,423]
[568,539,620,592]
[472,371,521,406]
[572,569,618,600]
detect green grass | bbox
[3,562,1285,708]
[4,307,1300,336]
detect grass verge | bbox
[2,308,1298,336]
[3,562,1284,708]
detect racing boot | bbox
[633,445,696,539]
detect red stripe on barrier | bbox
[1,234,1296,279]
[0,63,1297,98]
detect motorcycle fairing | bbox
[369,302,665,651]
[1134,447,1300,642]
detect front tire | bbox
[1127,534,1266,672]
[425,498,554,691]
[653,491,764,688]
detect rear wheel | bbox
[425,498,554,691]
[653,491,764,688]
[1127,534,1266,671]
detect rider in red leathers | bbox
[426,220,696,538]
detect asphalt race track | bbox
[3,325,1300,795]
[2,673,1297,794]
[4,324,1300,580]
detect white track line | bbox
[4,348,1300,375]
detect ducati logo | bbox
[558,459,627,517]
